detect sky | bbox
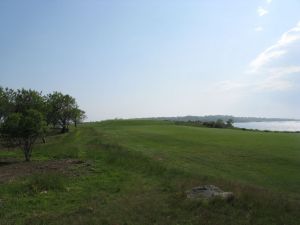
[0,0,300,121]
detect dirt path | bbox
[0,159,89,183]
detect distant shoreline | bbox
[143,115,300,123]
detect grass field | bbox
[1,120,300,225]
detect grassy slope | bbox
[0,120,300,225]
[95,120,300,195]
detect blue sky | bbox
[0,0,299,120]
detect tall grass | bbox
[24,173,65,194]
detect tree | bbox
[14,88,45,114]
[0,87,15,124]
[71,108,86,128]
[0,87,85,160]
[1,109,46,161]
[46,92,79,133]
[226,119,234,128]
[0,87,8,123]
[214,119,226,128]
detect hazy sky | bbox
[1,0,300,120]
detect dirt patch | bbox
[0,159,91,183]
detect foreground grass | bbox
[0,120,300,225]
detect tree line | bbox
[0,87,86,161]
[202,119,233,128]
[175,119,234,129]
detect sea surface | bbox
[234,121,300,132]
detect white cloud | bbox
[255,26,264,32]
[248,22,300,91]
[257,6,269,16]
[250,21,300,71]
[216,22,300,93]
[250,49,286,70]
[205,21,300,112]
[266,0,272,4]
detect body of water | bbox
[234,121,300,132]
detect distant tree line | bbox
[175,119,234,129]
[202,119,233,128]
[0,87,86,161]
[149,115,297,123]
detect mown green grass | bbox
[93,120,300,195]
[0,120,300,225]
